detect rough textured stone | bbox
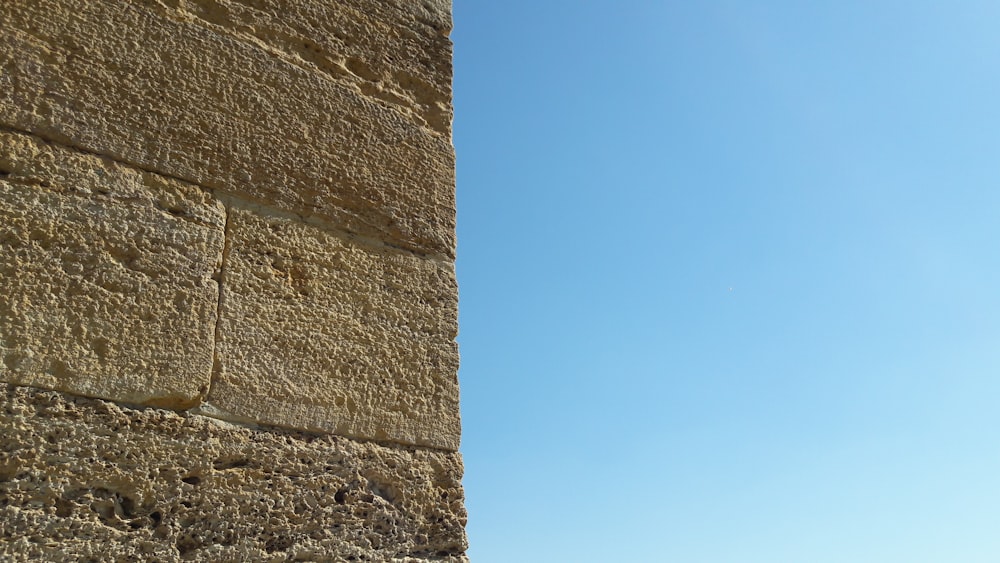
[0,0,456,257]
[207,205,461,451]
[0,129,224,409]
[152,0,454,135]
[0,385,469,562]
[0,0,467,555]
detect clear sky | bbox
[451,2,1000,561]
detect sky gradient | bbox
[452,2,1000,561]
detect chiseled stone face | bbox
[158,0,455,135]
[0,0,466,554]
[208,205,461,450]
[0,385,469,562]
[0,0,456,257]
[0,130,225,409]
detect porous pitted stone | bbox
[0,0,467,555]
[0,0,456,257]
[0,385,469,562]
[207,204,461,451]
[0,129,224,409]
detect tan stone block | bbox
[0,385,469,562]
[207,204,460,450]
[0,0,456,257]
[152,0,454,135]
[0,130,224,409]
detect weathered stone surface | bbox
[0,385,469,562]
[0,129,224,409]
[1,0,467,554]
[0,0,456,257]
[152,0,454,135]
[207,205,461,450]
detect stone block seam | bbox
[0,0,465,558]
[0,123,458,452]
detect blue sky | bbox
[452,2,1000,561]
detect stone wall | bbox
[0,1,466,560]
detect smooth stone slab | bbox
[0,129,224,408]
[208,205,461,450]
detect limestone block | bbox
[207,205,461,450]
[0,129,224,409]
[0,0,456,257]
[150,0,454,135]
[0,385,469,562]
